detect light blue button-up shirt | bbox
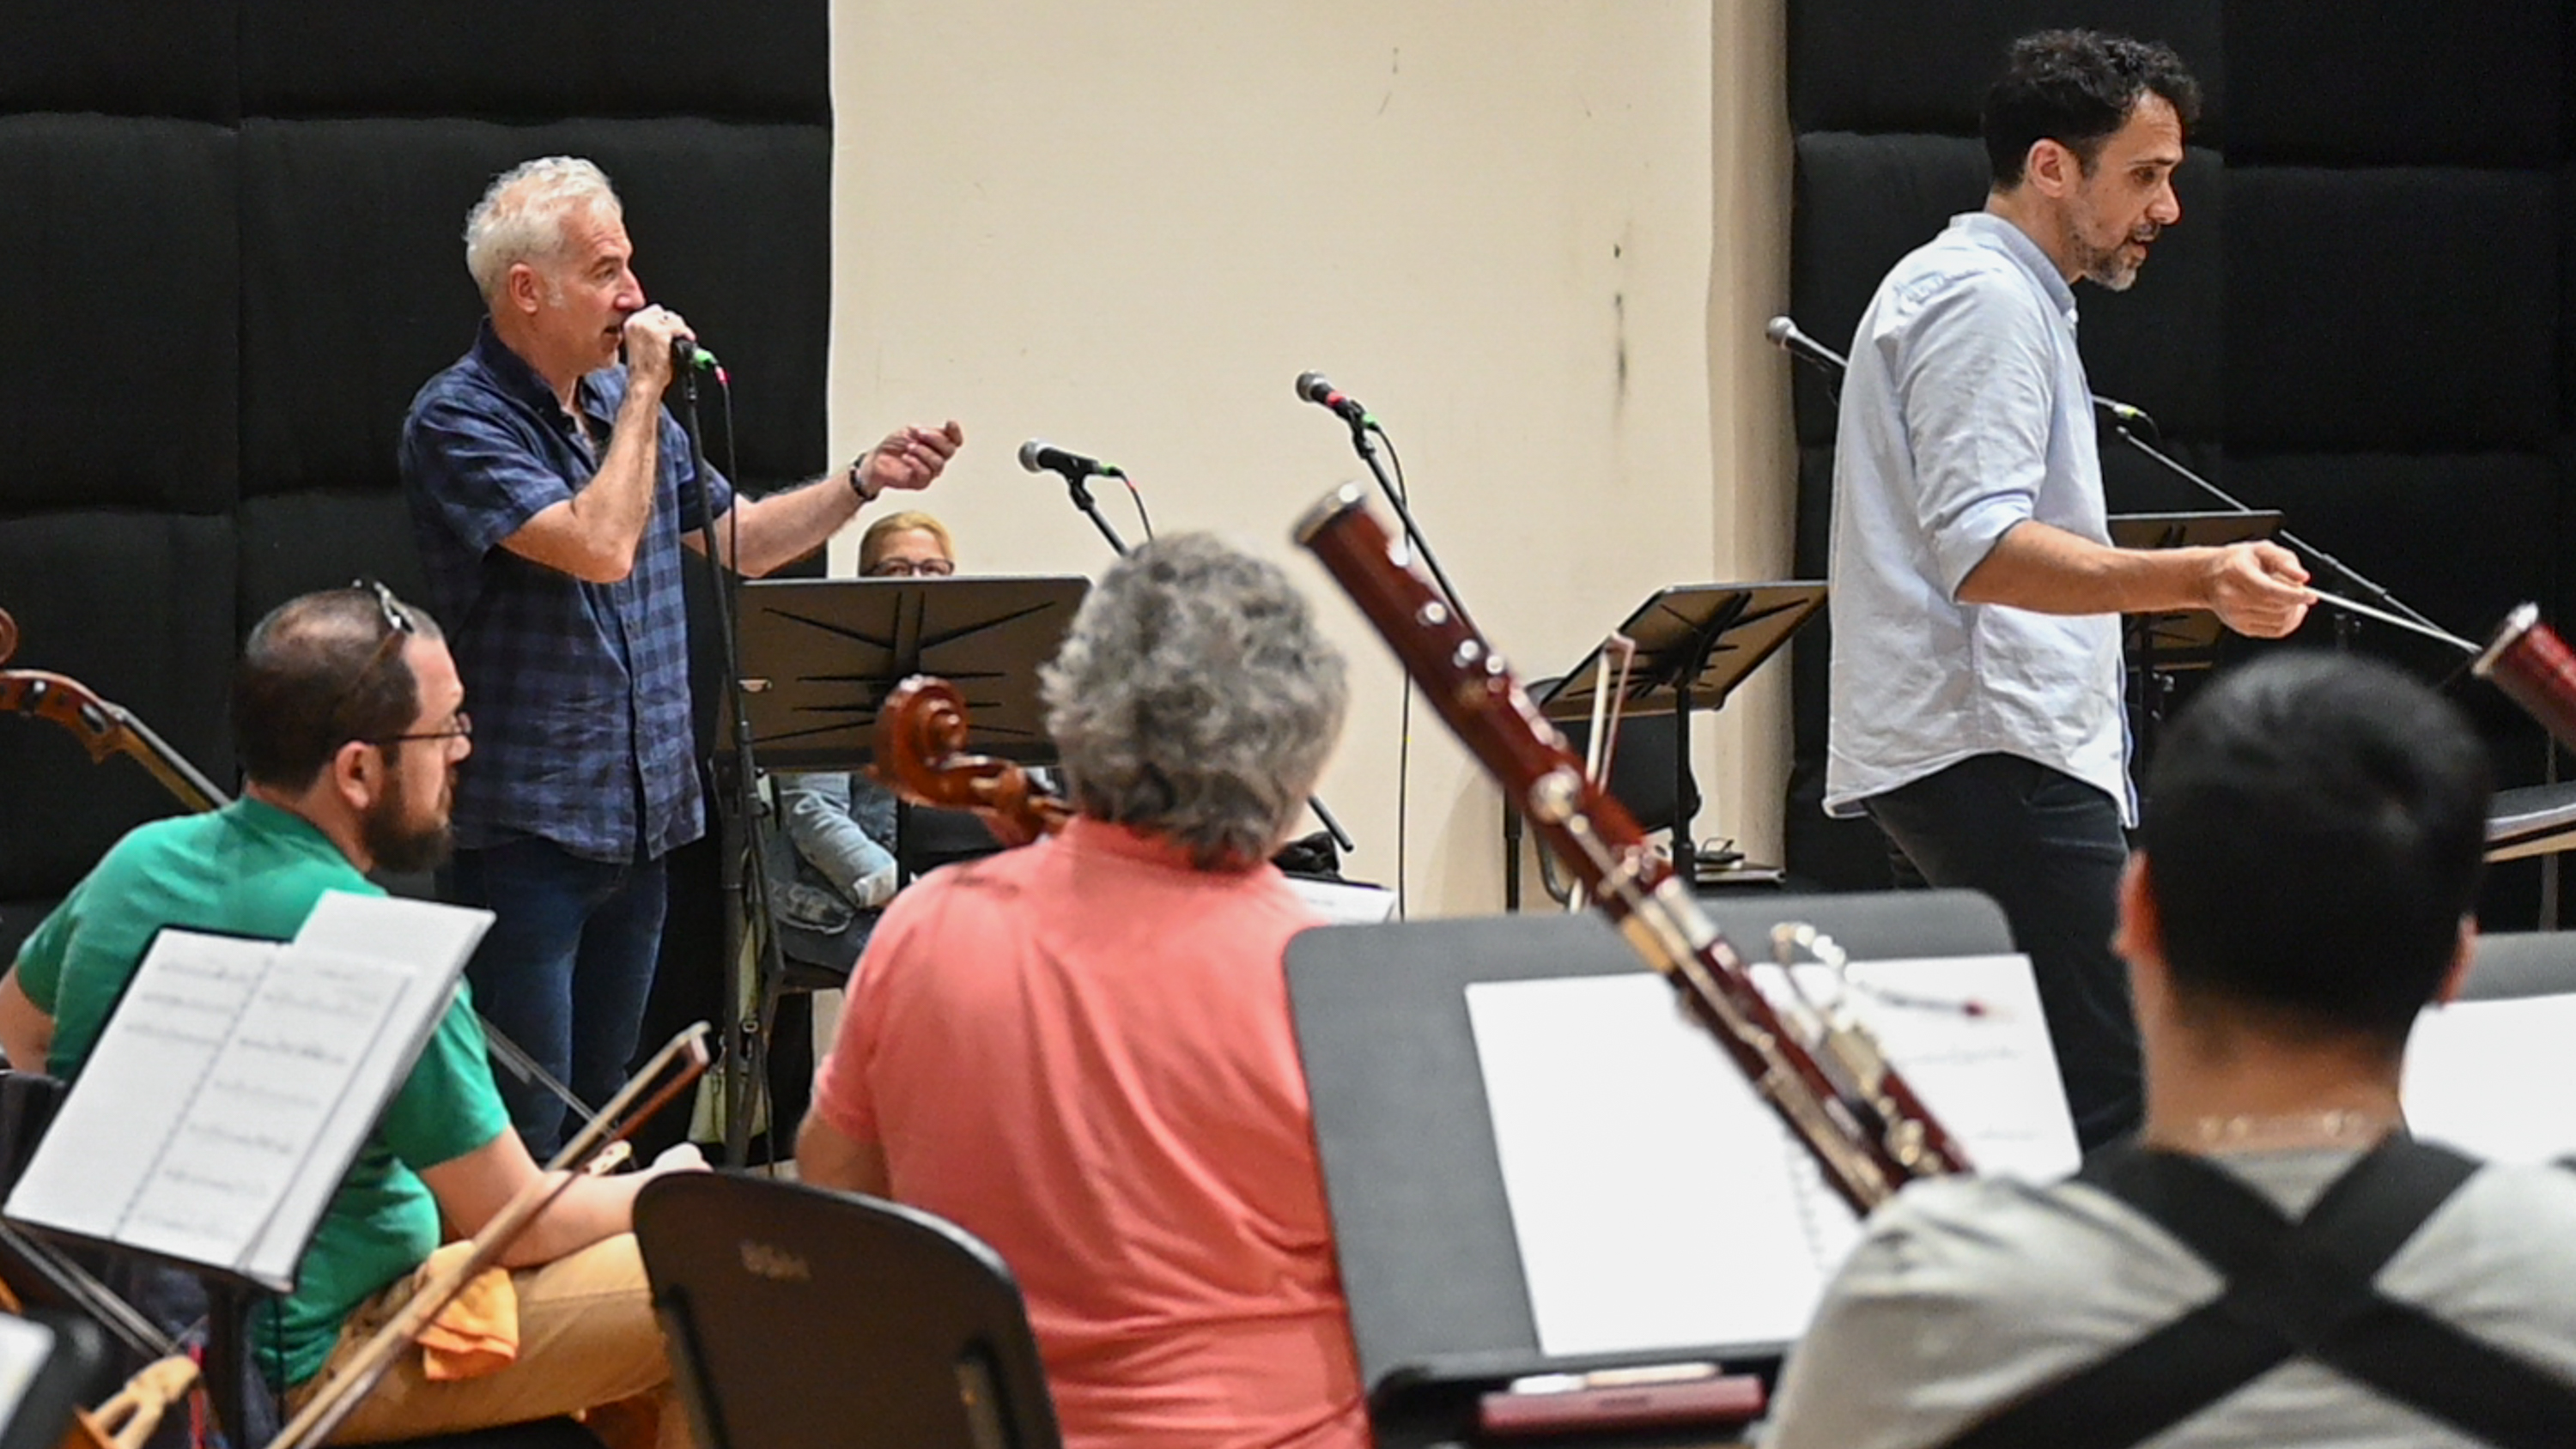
[1823,211,2133,825]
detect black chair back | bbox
[636,1173,1060,1449]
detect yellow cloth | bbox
[413,1241,520,1381]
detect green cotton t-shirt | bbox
[12,797,510,1386]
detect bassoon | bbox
[1294,482,1970,1215]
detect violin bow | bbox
[265,1023,712,1449]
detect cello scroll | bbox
[871,676,1071,846]
[0,608,228,812]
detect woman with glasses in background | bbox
[855,511,956,579]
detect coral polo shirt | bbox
[811,816,1370,1449]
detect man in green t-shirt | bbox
[0,585,703,1449]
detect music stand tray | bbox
[2106,512,2284,666]
[2488,780,2576,863]
[731,575,1090,770]
[1507,583,1823,907]
[1536,583,1825,724]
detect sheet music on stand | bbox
[1463,954,2079,1358]
[2,892,490,1293]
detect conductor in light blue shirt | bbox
[1826,31,2312,1149]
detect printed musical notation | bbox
[1464,954,2079,1361]
[3,892,489,1291]
[122,950,407,1273]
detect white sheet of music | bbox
[252,892,488,1278]
[1284,877,1400,926]
[1466,953,2080,1360]
[4,891,489,1292]
[2403,992,2576,1163]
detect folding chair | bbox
[636,1174,1059,1449]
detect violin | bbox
[871,676,1071,845]
[1294,482,1971,1215]
[0,609,228,812]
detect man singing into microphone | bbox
[399,155,964,1154]
[1824,33,2311,1149]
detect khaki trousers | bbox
[283,1234,692,1449]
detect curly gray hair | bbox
[1042,533,1348,870]
[463,156,621,302]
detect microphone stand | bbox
[1767,318,2460,653]
[1061,471,1131,555]
[2094,409,2560,923]
[2093,417,2452,652]
[672,359,787,1168]
[1331,407,1473,626]
[1041,464,1357,857]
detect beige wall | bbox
[826,0,1791,917]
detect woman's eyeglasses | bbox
[863,559,956,578]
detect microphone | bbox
[1018,440,1124,480]
[1764,316,1849,373]
[2093,394,2158,440]
[670,337,723,373]
[1296,372,1372,426]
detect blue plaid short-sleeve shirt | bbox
[399,320,732,864]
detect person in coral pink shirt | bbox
[799,533,1370,1449]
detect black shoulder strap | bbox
[1941,1138,2576,1449]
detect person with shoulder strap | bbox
[1766,651,2576,1449]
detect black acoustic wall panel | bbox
[2221,1,2563,167]
[0,0,831,965]
[2562,161,2576,436]
[236,493,438,628]
[0,513,236,903]
[0,114,239,514]
[1789,0,2226,143]
[238,3,829,124]
[2226,168,2559,452]
[1783,0,2573,925]
[0,2,239,121]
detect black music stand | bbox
[715,576,1088,1161]
[1505,583,1825,908]
[732,576,1091,768]
[1284,893,2013,1448]
[2106,512,2283,756]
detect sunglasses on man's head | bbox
[329,579,422,745]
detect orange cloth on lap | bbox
[413,1242,520,1381]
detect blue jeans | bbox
[445,838,669,1157]
[1864,753,2142,1150]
